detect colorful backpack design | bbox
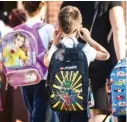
[0,23,47,87]
[47,43,91,112]
[110,58,127,116]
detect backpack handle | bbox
[67,37,77,48]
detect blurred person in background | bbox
[1,7,58,122]
[0,8,27,122]
[0,11,12,37]
[0,8,26,37]
[21,1,58,122]
[9,8,27,28]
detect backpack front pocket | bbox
[6,68,41,87]
[50,70,84,112]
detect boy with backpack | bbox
[44,6,110,122]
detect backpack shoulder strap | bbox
[14,23,46,30]
[77,43,89,74]
[14,24,32,31]
[31,23,46,30]
[31,23,47,54]
[77,43,85,50]
[77,42,88,66]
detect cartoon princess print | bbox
[3,33,28,68]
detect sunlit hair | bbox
[58,6,82,34]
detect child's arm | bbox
[78,28,110,60]
[87,38,110,60]
[44,30,62,67]
[44,44,57,67]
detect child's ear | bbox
[77,25,81,32]
[57,27,62,32]
[79,24,83,30]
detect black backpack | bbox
[47,43,89,112]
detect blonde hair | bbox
[58,6,82,34]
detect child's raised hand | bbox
[53,29,62,45]
[78,28,91,43]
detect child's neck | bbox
[63,32,77,38]
[27,13,42,22]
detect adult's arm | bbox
[109,2,126,61]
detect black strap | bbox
[90,1,100,34]
[77,43,85,50]
[102,112,110,122]
[102,80,112,122]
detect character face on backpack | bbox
[24,70,38,83]
[14,33,26,48]
[3,33,28,68]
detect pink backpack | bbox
[1,23,47,87]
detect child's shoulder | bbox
[83,43,93,51]
[43,23,54,30]
[39,23,54,35]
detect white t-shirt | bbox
[25,19,54,79]
[48,37,96,66]
[25,19,54,50]
[0,20,13,37]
